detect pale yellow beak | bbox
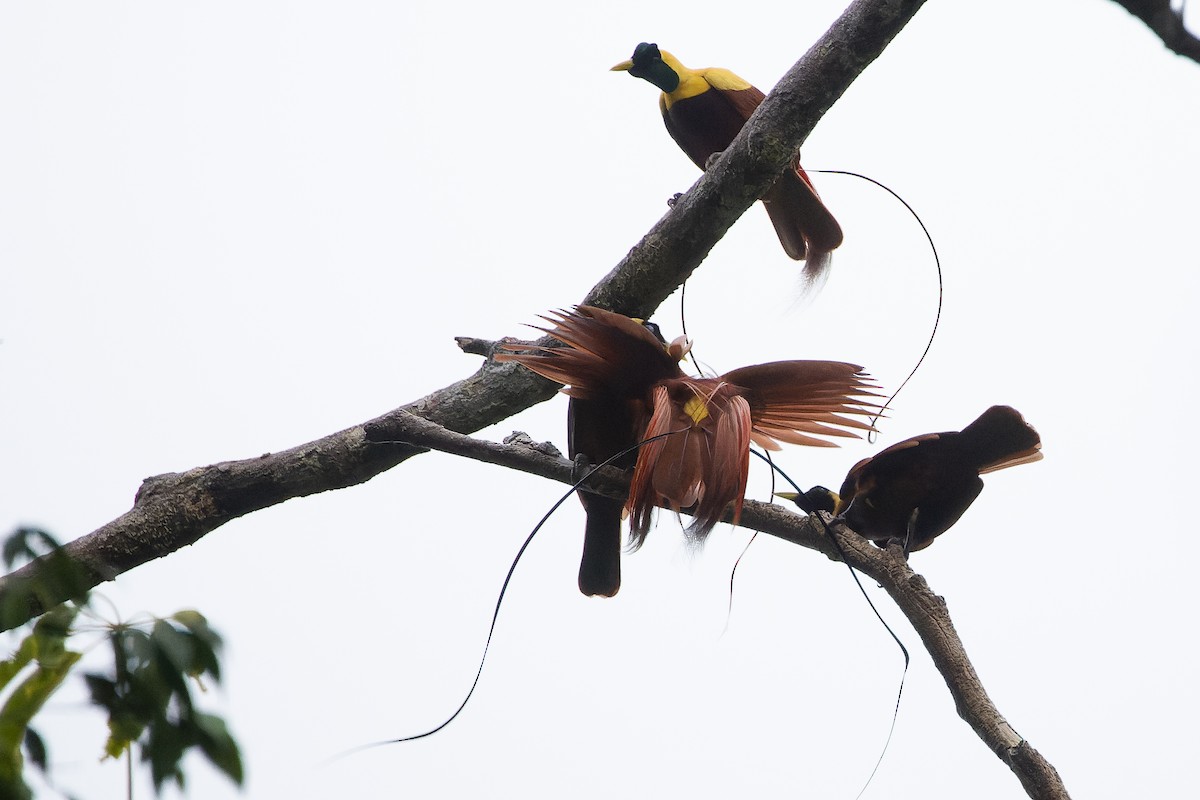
[610,59,633,72]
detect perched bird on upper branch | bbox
[611,42,843,288]
[497,306,879,596]
[782,406,1042,553]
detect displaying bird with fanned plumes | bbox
[496,306,879,595]
[499,307,686,597]
[783,406,1042,553]
[612,42,843,288]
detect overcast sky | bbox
[2,1,1198,798]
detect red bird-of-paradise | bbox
[783,406,1043,554]
[497,306,880,596]
[612,43,843,291]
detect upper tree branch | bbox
[1109,0,1200,62]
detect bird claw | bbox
[666,192,683,208]
[571,453,592,483]
[822,513,848,540]
[704,150,724,170]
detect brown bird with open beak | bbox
[497,306,880,596]
[612,43,843,289]
[785,406,1043,554]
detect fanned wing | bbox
[495,306,682,399]
[709,79,765,118]
[721,361,881,449]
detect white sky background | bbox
[2,1,1198,798]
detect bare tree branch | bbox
[1109,0,1200,62]
[370,415,1071,800]
[359,413,1080,799]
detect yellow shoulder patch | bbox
[662,65,754,108]
[698,67,753,92]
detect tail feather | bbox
[959,405,1043,473]
[578,496,624,597]
[798,247,834,296]
[762,161,843,293]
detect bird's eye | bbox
[641,321,665,343]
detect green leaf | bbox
[148,627,192,714]
[102,715,141,762]
[30,606,77,669]
[83,674,116,709]
[145,719,188,792]
[170,611,223,682]
[119,627,154,670]
[1,527,61,569]
[1,533,32,569]
[0,648,81,789]
[192,713,244,785]
[1,529,90,610]
[0,637,37,692]
[0,578,42,634]
[0,770,32,800]
[151,619,195,676]
[22,727,46,774]
[40,551,92,607]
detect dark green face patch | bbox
[627,42,679,93]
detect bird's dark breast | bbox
[568,395,643,470]
[842,438,982,544]
[663,88,759,169]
